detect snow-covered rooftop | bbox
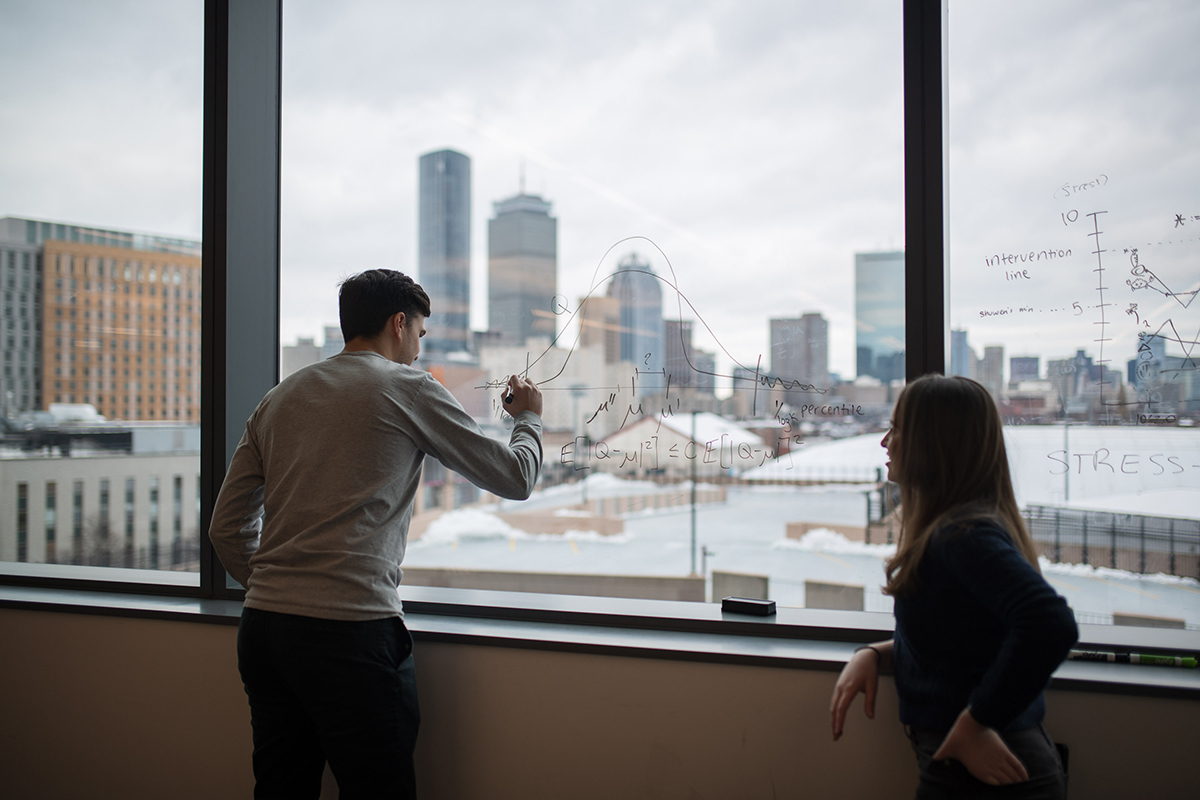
[643,411,763,447]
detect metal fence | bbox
[1024,505,1200,580]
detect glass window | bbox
[98,478,111,566]
[172,475,184,566]
[0,1,202,584]
[282,0,905,612]
[16,483,28,563]
[72,480,83,564]
[124,478,135,566]
[947,0,1200,628]
[148,477,159,569]
[44,482,57,563]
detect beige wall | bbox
[0,607,1194,799]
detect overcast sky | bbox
[1,0,1197,389]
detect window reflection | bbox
[0,1,202,581]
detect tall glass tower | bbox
[418,149,471,354]
[488,192,557,346]
[607,253,663,397]
[854,250,905,381]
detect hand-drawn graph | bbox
[478,235,832,418]
[1127,249,1199,310]
[473,235,848,475]
[1073,207,1200,424]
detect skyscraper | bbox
[663,319,695,389]
[949,329,974,378]
[978,345,1005,398]
[418,149,471,355]
[693,350,717,395]
[855,251,905,382]
[770,313,829,404]
[488,192,557,346]
[607,253,663,397]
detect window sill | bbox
[1,584,1198,698]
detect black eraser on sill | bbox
[722,597,776,616]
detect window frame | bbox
[0,0,282,600]
[2,0,1194,663]
[0,0,971,607]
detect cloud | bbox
[3,0,1197,388]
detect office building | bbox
[0,218,43,413]
[949,329,975,378]
[0,424,201,567]
[1127,334,1195,414]
[478,336,627,438]
[418,149,471,355]
[281,337,320,380]
[320,325,343,361]
[578,295,621,364]
[729,364,782,419]
[1049,348,1126,417]
[606,253,663,396]
[855,251,905,382]
[693,350,717,395]
[770,313,829,405]
[663,319,695,389]
[488,192,557,346]
[1010,356,1040,386]
[977,345,1005,398]
[1,216,201,421]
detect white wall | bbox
[0,607,1194,799]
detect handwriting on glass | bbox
[1053,174,1108,200]
[1046,449,1193,475]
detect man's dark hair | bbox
[338,270,432,342]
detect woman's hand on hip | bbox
[932,707,1029,785]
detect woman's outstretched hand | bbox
[932,708,1029,786]
[830,646,880,741]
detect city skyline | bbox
[2,1,1196,409]
[2,204,1180,423]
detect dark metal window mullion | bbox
[903,0,946,380]
[201,0,283,600]
[199,0,230,599]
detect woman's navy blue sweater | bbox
[892,519,1078,733]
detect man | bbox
[210,269,542,799]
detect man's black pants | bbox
[237,608,420,799]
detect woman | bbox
[829,375,1077,798]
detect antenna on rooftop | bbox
[519,159,526,195]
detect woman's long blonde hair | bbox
[883,375,1039,596]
